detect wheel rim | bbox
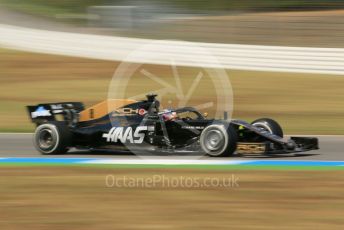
[38,128,55,150]
[204,130,224,151]
[200,127,228,156]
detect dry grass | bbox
[0,166,344,229]
[0,48,344,133]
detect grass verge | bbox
[0,163,344,171]
[1,166,344,229]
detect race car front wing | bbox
[236,137,318,154]
[232,120,319,154]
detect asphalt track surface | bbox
[0,133,343,161]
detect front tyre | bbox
[34,122,72,155]
[200,124,237,157]
[251,118,284,137]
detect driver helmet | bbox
[162,110,178,121]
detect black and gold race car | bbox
[27,94,318,157]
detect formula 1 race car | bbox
[27,94,319,157]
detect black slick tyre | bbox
[251,118,284,137]
[200,124,237,157]
[34,122,72,155]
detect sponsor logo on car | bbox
[237,143,266,154]
[103,126,148,144]
[182,126,205,130]
[51,104,63,110]
[31,106,52,118]
[51,104,64,114]
[138,108,147,116]
[112,108,147,116]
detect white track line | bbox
[81,159,249,165]
[0,24,344,75]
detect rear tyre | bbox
[34,122,72,155]
[200,124,237,157]
[251,118,283,137]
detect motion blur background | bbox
[2,2,344,230]
[2,0,344,46]
[0,0,344,133]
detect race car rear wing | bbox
[27,102,84,126]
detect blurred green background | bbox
[2,0,344,17]
[2,0,344,46]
